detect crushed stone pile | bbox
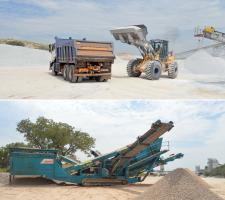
[183,50,225,75]
[135,168,223,200]
[0,173,9,186]
[0,44,50,68]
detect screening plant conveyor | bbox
[9,120,183,185]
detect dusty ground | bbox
[203,177,225,199]
[0,173,224,200]
[1,44,225,99]
[0,63,225,99]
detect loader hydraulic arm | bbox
[110,24,155,57]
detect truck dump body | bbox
[49,37,115,83]
[74,40,114,61]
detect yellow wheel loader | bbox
[110,25,178,80]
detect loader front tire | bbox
[168,62,178,79]
[127,59,142,77]
[145,60,162,80]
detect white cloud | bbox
[22,0,61,10]
[1,0,225,51]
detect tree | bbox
[206,164,225,177]
[16,117,95,158]
[0,142,28,168]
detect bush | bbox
[6,40,25,47]
[0,168,8,172]
[206,164,225,177]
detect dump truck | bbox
[110,25,178,80]
[9,120,183,186]
[49,37,115,82]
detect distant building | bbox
[195,165,204,175]
[207,158,220,172]
[195,165,201,174]
[195,158,221,175]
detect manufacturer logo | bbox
[41,159,54,164]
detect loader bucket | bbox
[110,24,148,45]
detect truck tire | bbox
[127,58,142,77]
[63,65,69,80]
[77,77,83,83]
[168,61,178,79]
[145,60,162,80]
[51,63,58,76]
[68,66,77,83]
[95,76,107,82]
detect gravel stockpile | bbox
[135,168,223,200]
[184,50,225,75]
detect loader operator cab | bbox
[150,39,168,60]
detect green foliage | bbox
[0,168,8,172]
[206,164,225,177]
[0,142,28,168]
[0,39,48,50]
[16,117,95,157]
[5,40,25,47]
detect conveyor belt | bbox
[110,120,174,174]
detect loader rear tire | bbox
[127,59,142,77]
[145,60,162,80]
[168,62,178,79]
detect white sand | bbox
[0,45,225,99]
[183,50,225,75]
[0,44,49,68]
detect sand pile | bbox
[0,44,50,68]
[183,50,225,75]
[135,168,223,200]
[112,56,130,77]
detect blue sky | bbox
[1,0,225,53]
[0,100,225,170]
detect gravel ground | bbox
[0,170,225,200]
[0,45,225,99]
[135,168,223,200]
